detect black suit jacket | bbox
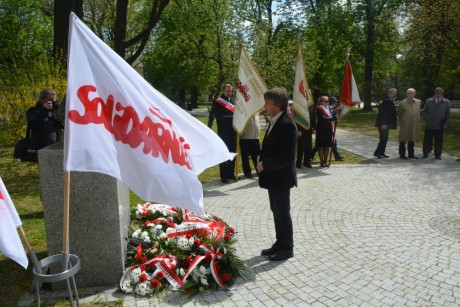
[375,96,397,129]
[259,111,297,190]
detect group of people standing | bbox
[373,87,451,160]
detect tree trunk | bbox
[53,0,83,60]
[362,2,375,112]
[114,0,128,59]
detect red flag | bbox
[339,62,361,116]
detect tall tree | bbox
[54,0,83,58]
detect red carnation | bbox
[225,233,231,241]
[222,273,232,282]
[213,215,219,221]
[186,234,191,239]
[194,239,201,246]
[135,244,143,261]
[139,273,147,283]
[150,278,159,289]
[149,261,156,268]
[186,256,192,265]
[169,263,176,270]
[141,255,147,263]
[205,253,212,262]
[156,271,165,279]
[140,264,146,272]
[229,227,235,234]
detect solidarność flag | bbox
[64,13,235,215]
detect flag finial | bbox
[297,33,302,45]
[346,46,351,61]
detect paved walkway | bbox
[20,130,460,306]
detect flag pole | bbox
[233,41,243,182]
[63,171,71,254]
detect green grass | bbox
[4,108,458,305]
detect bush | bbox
[0,55,66,145]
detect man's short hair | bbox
[222,84,232,90]
[434,87,444,94]
[39,88,56,101]
[388,88,397,94]
[264,87,289,111]
[407,88,416,94]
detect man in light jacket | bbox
[398,88,421,160]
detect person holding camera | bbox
[26,88,64,152]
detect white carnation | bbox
[200,277,209,286]
[159,232,167,239]
[177,237,191,250]
[140,231,149,240]
[155,224,163,230]
[132,229,141,239]
[122,279,133,293]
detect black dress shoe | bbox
[268,249,293,261]
[400,156,408,160]
[221,178,228,183]
[382,154,389,158]
[335,157,344,161]
[423,155,428,159]
[408,156,418,160]
[435,157,442,160]
[244,173,253,178]
[296,164,302,169]
[303,163,312,168]
[261,245,279,256]
[374,154,384,159]
[227,175,237,180]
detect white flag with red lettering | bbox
[0,177,28,269]
[64,13,235,214]
[232,47,268,135]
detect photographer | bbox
[26,88,64,152]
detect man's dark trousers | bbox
[240,139,260,175]
[268,188,293,251]
[423,129,443,158]
[296,128,312,166]
[374,127,389,156]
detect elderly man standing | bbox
[422,87,450,160]
[398,88,421,160]
[374,88,397,158]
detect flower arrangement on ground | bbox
[120,203,250,297]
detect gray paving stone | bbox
[20,129,460,306]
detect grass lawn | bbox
[2,107,457,305]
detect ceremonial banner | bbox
[292,46,312,129]
[64,13,235,214]
[0,177,28,269]
[339,62,361,117]
[232,47,268,135]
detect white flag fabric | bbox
[339,62,361,117]
[292,47,313,130]
[0,177,28,269]
[64,13,235,214]
[232,47,268,135]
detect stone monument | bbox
[38,141,130,289]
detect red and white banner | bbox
[339,62,361,117]
[292,46,313,129]
[64,13,235,215]
[232,47,267,135]
[0,177,28,269]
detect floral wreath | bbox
[120,203,250,297]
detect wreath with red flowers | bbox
[120,203,250,297]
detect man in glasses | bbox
[422,87,450,160]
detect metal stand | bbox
[32,253,81,307]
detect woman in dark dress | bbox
[315,96,337,168]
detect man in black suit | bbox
[208,84,237,183]
[373,88,397,158]
[257,87,297,261]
